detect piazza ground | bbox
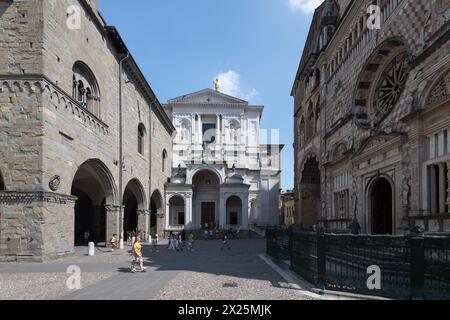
[0,238,317,300]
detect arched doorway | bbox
[0,171,4,191]
[370,177,393,235]
[71,160,116,245]
[300,155,320,228]
[192,169,220,228]
[150,190,163,235]
[226,196,242,227]
[123,179,146,238]
[169,195,185,227]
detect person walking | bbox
[187,232,195,251]
[348,218,362,235]
[131,234,146,273]
[221,234,231,251]
[110,234,117,251]
[152,234,159,253]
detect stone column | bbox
[198,115,203,144]
[438,163,446,214]
[216,114,221,146]
[165,198,171,231]
[430,165,438,214]
[219,193,226,229]
[242,193,249,230]
[137,209,149,239]
[105,205,122,245]
[185,194,193,230]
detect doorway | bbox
[201,202,215,228]
[370,177,393,235]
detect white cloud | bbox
[288,0,322,14]
[214,70,258,102]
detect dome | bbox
[171,171,186,184]
[225,172,244,184]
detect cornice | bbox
[0,192,77,205]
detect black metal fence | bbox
[266,229,450,300]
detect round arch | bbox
[71,159,117,245]
[366,174,395,235]
[150,189,164,235]
[188,167,224,185]
[353,37,412,128]
[123,178,147,210]
[226,195,243,226]
[168,195,186,227]
[423,69,450,107]
[123,178,147,237]
[72,159,117,204]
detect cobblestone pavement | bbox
[0,239,317,300]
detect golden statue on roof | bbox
[214,78,219,91]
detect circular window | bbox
[373,52,407,121]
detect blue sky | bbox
[100,0,319,190]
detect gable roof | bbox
[168,89,248,105]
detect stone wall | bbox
[0,0,174,261]
[293,0,450,234]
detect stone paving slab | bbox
[0,239,316,300]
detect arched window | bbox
[138,124,146,156]
[72,61,101,118]
[162,150,168,173]
[315,96,321,134]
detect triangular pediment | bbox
[353,132,404,159]
[168,89,248,105]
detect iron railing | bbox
[266,229,450,300]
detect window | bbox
[334,190,349,218]
[162,150,167,172]
[427,163,449,214]
[72,61,101,118]
[202,123,216,144]
[138,124,145,155]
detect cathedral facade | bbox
[0,0,174,261]
[163,89,283,233]
[292,0,450,234]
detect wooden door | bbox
[201,202,215,227]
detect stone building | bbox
[292,0,449,234]
[163,88,283,234]
[0,0,174,261]
[280,190,295,227]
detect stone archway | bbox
[192,169,221,229]
[353,37,410,128]
[370,177,393,235]
[226,196,242,227]
[123,179,147,240]
[168,195,185,227]
[150,190,164,236]
[300,155,320,228]
[71,159,117,245]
